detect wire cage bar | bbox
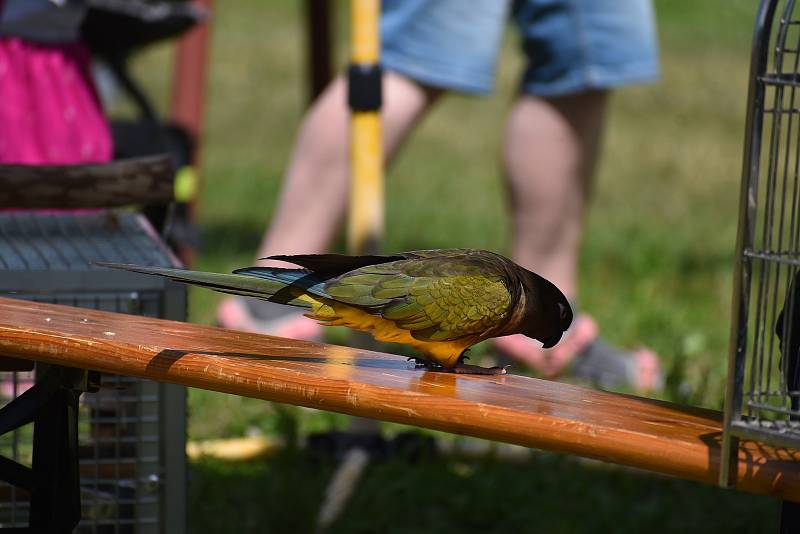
[723,0,800,486]
[0,211,187,532]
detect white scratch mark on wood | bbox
[383,404,419,417]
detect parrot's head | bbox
[519,270,573,349]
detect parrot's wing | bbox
[323,259,512,342]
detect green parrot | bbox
[98,249,572,374]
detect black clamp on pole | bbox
[348,64,382,112]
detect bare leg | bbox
[256,72,441,263]
[505,90,606,296]
[217,72,441,335]
[495,91,661,391]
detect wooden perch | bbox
[0,155,173,209]
[0,296,798,501]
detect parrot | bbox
[97,249,572,375]
[776,269,800,415]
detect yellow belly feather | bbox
[295,294,475,368]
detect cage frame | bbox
[721,0,800,487]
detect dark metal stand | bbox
[0,366,96,533]
[781,500,800,534]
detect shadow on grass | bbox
[188,447,778,534]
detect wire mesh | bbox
[0,211,185,532]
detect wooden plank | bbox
[0,297,798,500]
[0,156,173,209]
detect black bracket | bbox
[0,365,97,533]
[347,63,382,112]
[781,499,800,534]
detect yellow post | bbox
[319,7,385,522]
[347,0,383,254]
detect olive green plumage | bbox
[322,251,518,342]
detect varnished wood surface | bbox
[0,297,798,500]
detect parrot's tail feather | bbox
[264,253,404,277]
[94,263,322,309]
[232,266,329,298]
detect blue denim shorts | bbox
[380,0,660,96]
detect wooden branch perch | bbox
[0,297,798,501]
[0,155,173,209]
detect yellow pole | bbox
[348,0,383,254]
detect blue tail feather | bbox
[233,267,330,299]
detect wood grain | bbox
[0,297,797,500]
[0,155,173,209]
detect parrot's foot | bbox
[448,363,508,375]
[408,355,507,375]
[409,357,438,370]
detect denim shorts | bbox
[380,0,660,96]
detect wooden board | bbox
[0,155,173,209]
[0,297,798,500]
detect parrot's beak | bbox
[540,332,563,349]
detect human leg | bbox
[258,0,511,264]
[217,72,440,335]
[504,90,606,297]
[255,72,441,263]
[497,90,661,391]
[496,0,662,391]
[496,90,606,375]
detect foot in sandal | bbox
[494,314,663,393]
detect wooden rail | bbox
[0,297,798,501]
[0,155,173,209]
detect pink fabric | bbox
[0,37,112,164]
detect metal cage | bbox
[722,0,800,485]
[0,211,187,532]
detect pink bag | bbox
[0,35,112,164]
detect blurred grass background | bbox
[125,0,782,531]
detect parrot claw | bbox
[409,357,436,369]
[449,363,508,375]
[408,356,507,375]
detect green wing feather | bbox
[324,256,512,342]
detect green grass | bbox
[189,447,778,534]
[124,0,784,531]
